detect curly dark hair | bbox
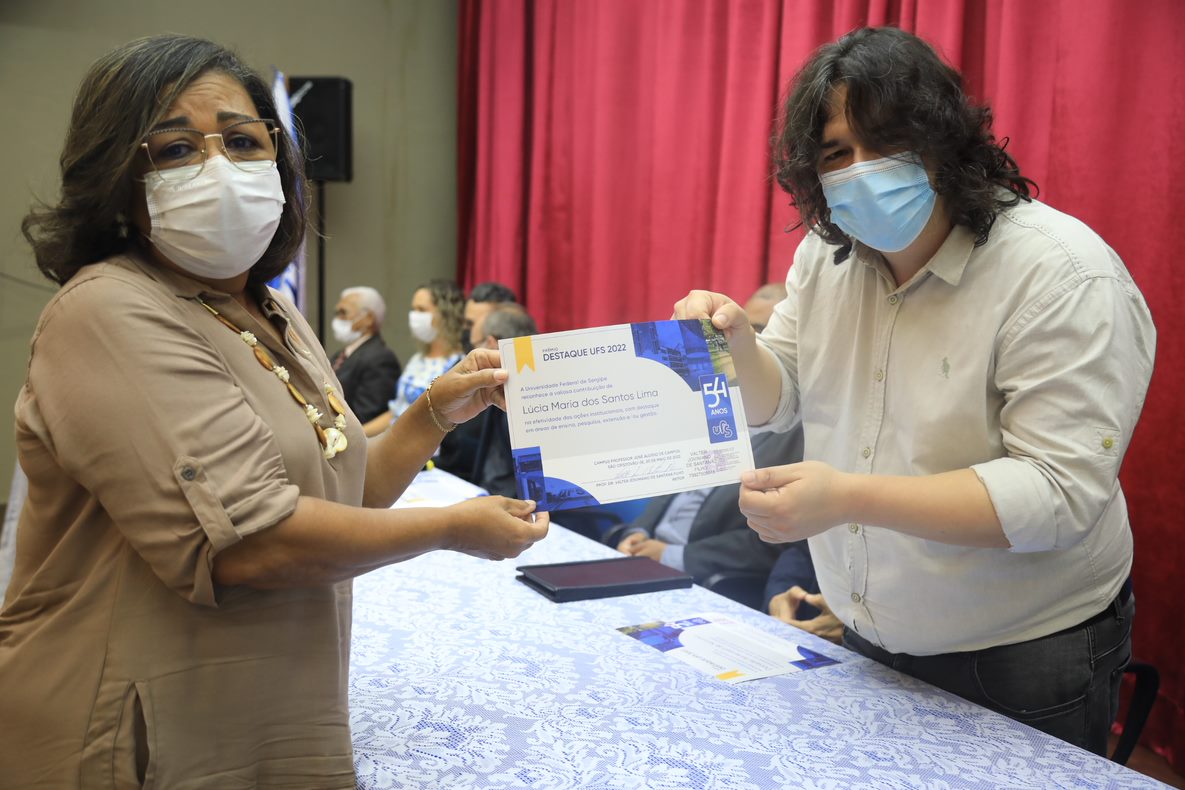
[773,27,1035,262]
[21,34,308,285]
[417,279,466,354]
[468,281,517,304]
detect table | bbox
[349,475,1166,789]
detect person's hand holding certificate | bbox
[500,320,754,511]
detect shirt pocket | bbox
[1082,425,1123,476]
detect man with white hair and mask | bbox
[330,286,402,423]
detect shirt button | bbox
[851,592,862,603]
[180,467,197,481]
[862,447,871,459]
[848,523,860,534]
[874,369,884,382]
[1102,437,1115,450]
[888,295,899,305]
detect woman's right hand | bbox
[445,496,550,560]
[429,347,509,426]
[672,290,754,346]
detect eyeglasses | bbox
[141,118,280,182]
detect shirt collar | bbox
[853,223,976,290]
[343,333,374,357]
[123,249,277,307]
[922,224,976,286]
[120,251,206,298]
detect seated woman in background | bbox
[363,278,465,436]
[1,34,548,789]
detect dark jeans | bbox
[843,589,1134,756]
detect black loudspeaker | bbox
[288,76,353,182]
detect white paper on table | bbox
[617,613,840,683]
[391,468,488,509]
[499,320,754,511]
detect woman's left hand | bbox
[739,461,853,542]
[429,348,509,425]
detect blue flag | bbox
[267,67,306,312]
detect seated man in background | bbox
[462,281,517,352]
[742,281,787,333]
[769,582,843,645]
[435,282,516,475]
[473,303,537,353]
[330,286,402,423]
[765,542,845,644]
[469,304,539,496]
[614,426,806,607]
[747,281,859,641]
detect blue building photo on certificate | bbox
[630,319,737,390]
[512,445,599,510]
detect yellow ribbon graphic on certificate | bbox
[514,336,536,373]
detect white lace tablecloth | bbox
[350,507,1164,788]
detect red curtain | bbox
[458,0,1185,767]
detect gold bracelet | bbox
[424,376,456,433]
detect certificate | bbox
[500,320,754,511]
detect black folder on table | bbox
[515,556,694,602]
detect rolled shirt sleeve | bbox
[27,273,301,606]
[972,267,1155,552]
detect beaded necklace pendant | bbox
[198,297,349,460]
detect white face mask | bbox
[408,310,438,344]
[332,317,364,345]
[143,156,285,279]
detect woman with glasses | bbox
[1,35,548,788]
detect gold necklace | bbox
[197,297,349,460]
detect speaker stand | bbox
[316,179,326,343]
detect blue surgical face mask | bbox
[819,153,936,252]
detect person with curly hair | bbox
[362,278,466,436]
[676,26,1155,755]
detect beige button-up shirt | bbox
[756,198,1155,655]
[1,254,367,788]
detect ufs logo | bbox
[699,373,737,444]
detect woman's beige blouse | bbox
[0,254,368,789]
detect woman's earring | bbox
[115,212,129,239]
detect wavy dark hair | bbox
[468,280,518,304]
[773,27,1035,262]
[417,279,466,354]
[21,34,308,285]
